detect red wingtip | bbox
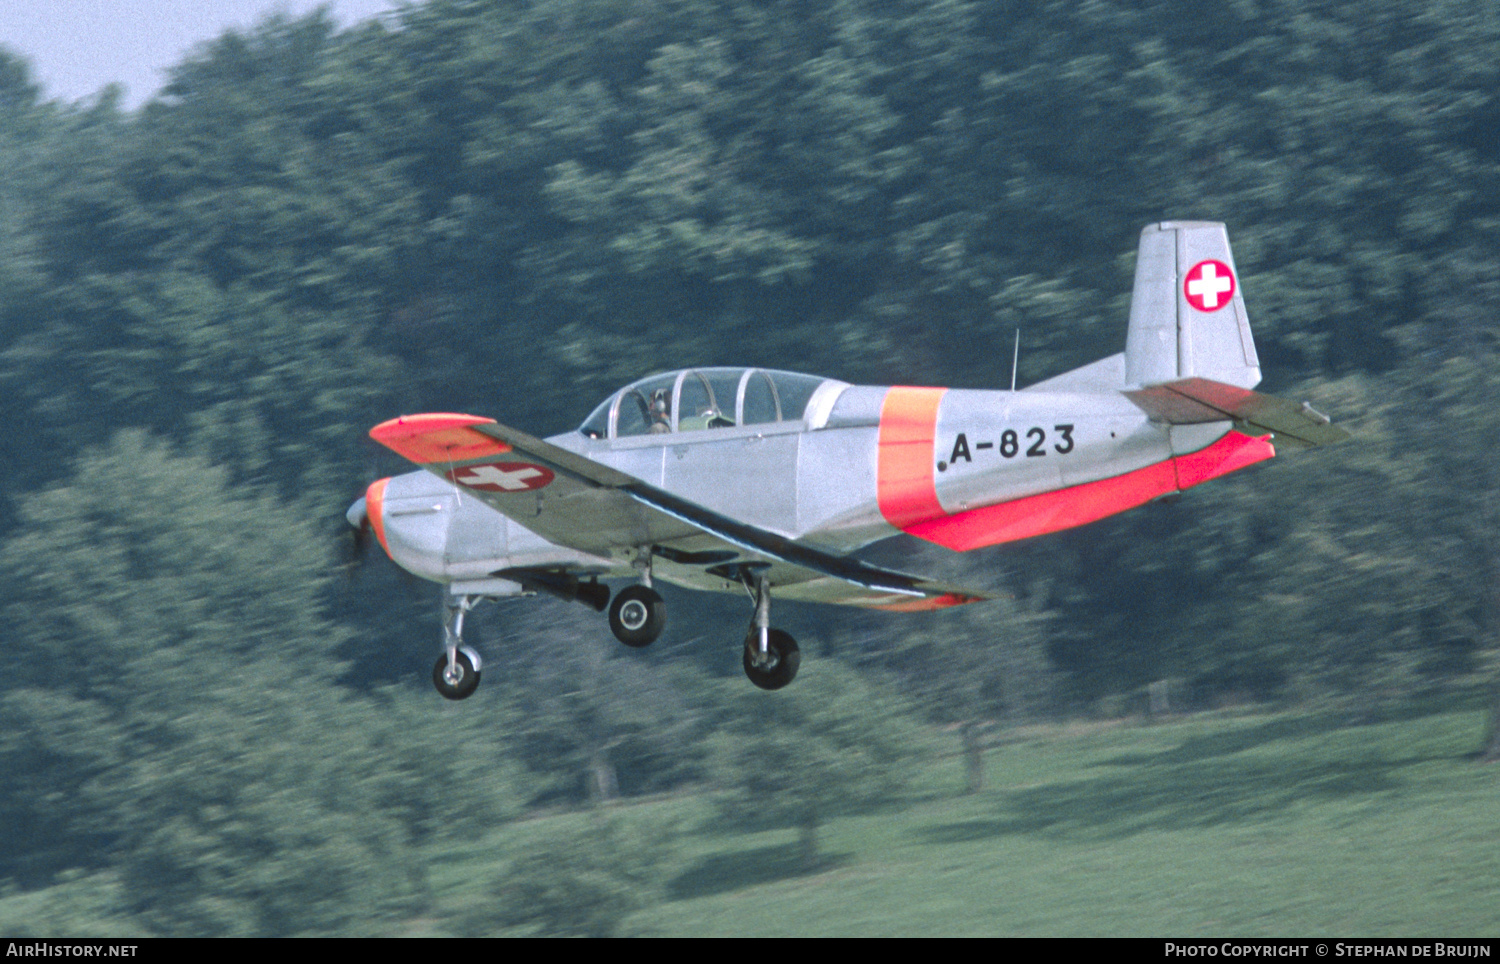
[369,412,510,464]
[870,592,984,612]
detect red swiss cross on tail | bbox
[1184,259,1235,312]
[447,461,555,492]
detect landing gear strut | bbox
[434,593,483,700]
[740,570,799,690]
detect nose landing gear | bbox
[434,646,482,700]
[435,594,483,701]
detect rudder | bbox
[1124,221,1261,390]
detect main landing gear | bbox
[604,563,798,690]
[602,558,798,690]
[609,584,666,646]
[606,551,666,647]
[740,570,799,691]
[608,549,666,647]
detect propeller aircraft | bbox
[347,222,1347,699]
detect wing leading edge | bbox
[370,413,986,611]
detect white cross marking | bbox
[455,464,545,490]
[1187,262,1233,310]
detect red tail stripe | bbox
[905,431,1275,552]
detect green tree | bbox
[709,660,926,870]
[893,593,1054,793]
[464,813,677,937]
[0,432,523,933]
[493,602,706,804]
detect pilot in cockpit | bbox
[649,389,672,433]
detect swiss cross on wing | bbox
[447,461,555,492]
[1183,259,1236,312]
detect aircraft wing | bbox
[370,413,985,611]
[1125,377,1350,449]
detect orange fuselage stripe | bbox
[876,387,948,530]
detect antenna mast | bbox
[1010,329,1020,392]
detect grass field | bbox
[6,704,1497,936]
[623,707,1500,937]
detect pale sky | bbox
[0,0,400,108]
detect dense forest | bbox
[1,0,1497,936]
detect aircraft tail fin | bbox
[1125,221,1261,391]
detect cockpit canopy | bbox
[579,367,844,440]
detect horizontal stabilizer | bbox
[1125,377,1349,449]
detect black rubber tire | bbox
[433,649,481,700]
[609,585,667,647]
[742,629,800,690]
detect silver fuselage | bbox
[372,381,1232,596]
